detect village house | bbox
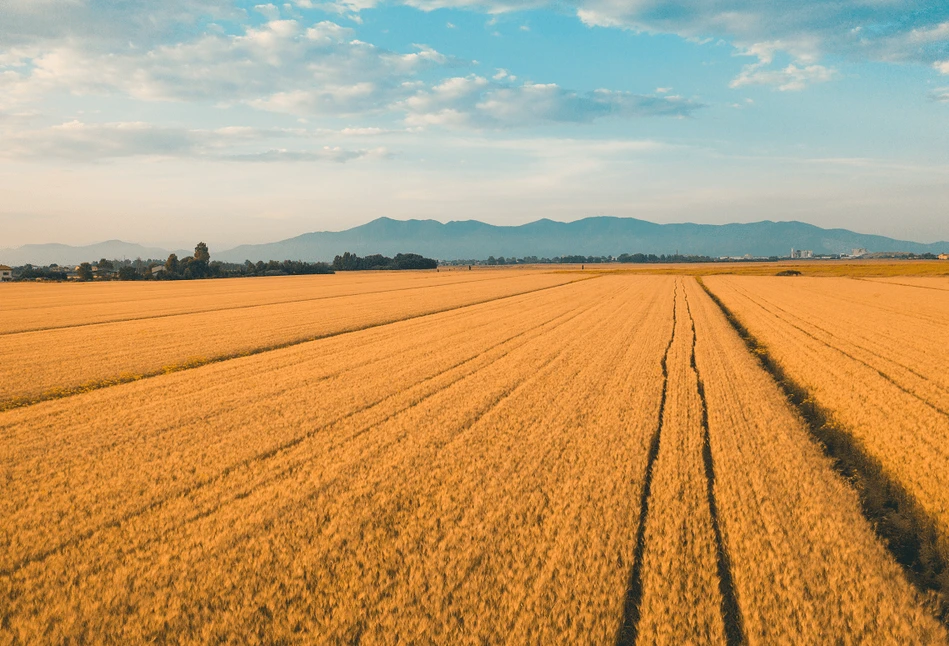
[0,265,12,282]
[939,253,949,260]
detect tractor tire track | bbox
[683,287,746,645]
[615,279,679,646]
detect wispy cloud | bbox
[400,76,702,128]
[401,0,949,89]
[1,120,378,162]
[930,87,949,102]
[730,63,836,91]
[227,146,388,162]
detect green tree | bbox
[165,253,179,274]
[192,242,210,278]
[117,266,140,281]
[194,242,210,264]
[77,262,93,281]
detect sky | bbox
[1,0,948,250]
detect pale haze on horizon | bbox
[1,0,949,250]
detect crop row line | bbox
[615,279,678,646]
[855,277,949,293]
[57,284,597,460]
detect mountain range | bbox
[3,218,947,266]
[218,217,949,262]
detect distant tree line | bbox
[7,244,441,282]
[15,265,70,281]
[332,252,438,271]
[9,247,944,281]
[441,253,720,266]
[150,245,335,280]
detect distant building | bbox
[790,248,813,259]
[939,253,949,260]
[0,265,11,282]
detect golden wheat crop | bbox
[0,269,532,333]
[0,271,578,407]
[2,272,946,644]
[703,276,949,555]
[685,278,945,642]
[1,275,673,643]
[634,280,726,644]
[704,276,949,405]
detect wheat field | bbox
[0,270,577,408]
[703,277,949,549]
[3,268,948,643]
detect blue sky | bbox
[1,0,948,249]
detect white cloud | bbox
[2,20,457,117]
[254,3,281,20]
[936,60,949,74]
[730,63,836,91]
[0,0,242,47]
[401,0,949,88]
[0,13,696,131]
[400,75,702,127]
[930,87,949,102]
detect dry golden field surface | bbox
[0,270,577,409]
[703,275,949,611]
[3,268,949,644]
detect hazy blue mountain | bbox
[216,217,949,262]
[5,218,946,266]
[0,240,185,267]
